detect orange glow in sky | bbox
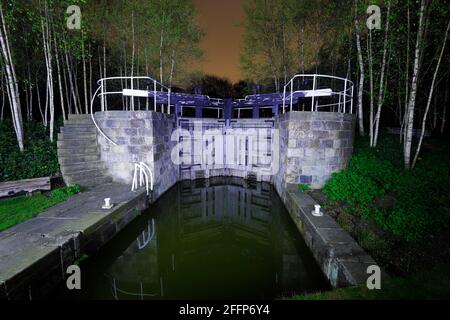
[192,0,244,83]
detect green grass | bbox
[0,185,81,232]
[290,263,450,300]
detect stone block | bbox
[124,128,138,136]
[320,139,334,148]
[130,137,145,145]
[312,130,329,139]
[130,119,146,128]
[311,121,323,130]
[324,121,339,130]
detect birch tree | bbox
[0,1,24,151]
[355,0,365,136]
[40,0,55,142]
[404,0,427,169]
[372,0,391,147]
[412,20,449,168]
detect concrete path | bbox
[0,183,148,299]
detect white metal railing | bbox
[282,74,354,114]
[97,76,171,113]
[131,161,154,196]
[90,76,172,146]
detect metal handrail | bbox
[90,75,173,145]
[131,161,154,195]
[97,76,172,113]
[97,76,170,90]
[90,85,118,146]
[282,74,354,114]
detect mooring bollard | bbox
[102,197,114,209]
[311,204,323,217]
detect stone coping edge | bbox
[278,183,388,288]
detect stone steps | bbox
[60,125,97,134]
[65,114,95,125]
[58,154,101,165]
[60,161,106,175]
[57,132,97,141]
[57,115,112,188]
[57,137,98,148]
[64,169,112,185]
[57,146,99,157]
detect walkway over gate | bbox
[92,74,354,125]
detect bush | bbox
[0,120,60,182]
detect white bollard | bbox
[102,197,114,209]
[311,204,323,217]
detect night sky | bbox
[192,0,244,83]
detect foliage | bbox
[323,134,450,241]
[324,170,382,217]
[0,120,60,182]
[297,183,310,191]
[85,0,203,86]
[0,185,81,232]
[50,184,81,201]
[241,0,354,88]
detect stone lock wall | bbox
[95,111,355,193]
[95,111,178,199]
[275,111,355,189]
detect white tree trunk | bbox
[404,0,426,169]
[368,30,374,146]
[41,4,54,142]
[36,77,45,125]
[89,43,92,104]
[64,46,79,114]
[373,0,391,147]
[401,4,411,143]
[131,11,135,111]
[54,33,66,121]
[82,34,88,114]
[412,20,450,168]
[169,48,176,88]
[145,47,149,111]
[103,42,107,110]
[355,5,365,136]
[1,72,5,121]
[0,2,24,150]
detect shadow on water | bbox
[53,177,330,300]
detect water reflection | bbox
[60,178,329,300]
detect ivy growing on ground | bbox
[323,134,450,242]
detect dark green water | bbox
[55,178,330,300]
